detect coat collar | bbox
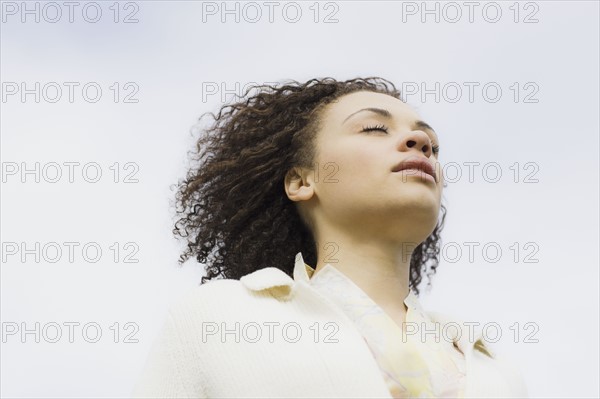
[293,251,315,283]
[241,251,419,306]
[239,252,430,318]
[238,252,308,297]
[240,251,495,359]
[239,251,337,292]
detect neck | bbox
[312,226,419,322]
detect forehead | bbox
[320,91,420,124]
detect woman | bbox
[132,77,528,398]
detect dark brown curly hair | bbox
[172,77,447,296]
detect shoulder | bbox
[166,267,301,323]
[425,309,493,355]
[167,278,257,320]
[175,278,248,306]
[426,310,529,397]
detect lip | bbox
[391,157,437,182]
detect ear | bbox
[284,166,315,202]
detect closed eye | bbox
[360,124,389,133]
[361,124,440,155]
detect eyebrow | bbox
[342,107,436,133]
[414,120,436,133]
[342,107,392,124]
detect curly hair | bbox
[172,77,447,296]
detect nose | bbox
[397,130,434,157]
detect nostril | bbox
[407,140,416,147]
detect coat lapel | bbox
[239,252,527,398]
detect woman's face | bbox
[307,90,444,242]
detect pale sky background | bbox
[1,1,599,398]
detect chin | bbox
[391,194,440,217]
[395,191,440,210]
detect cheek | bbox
[317,145,377,186]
